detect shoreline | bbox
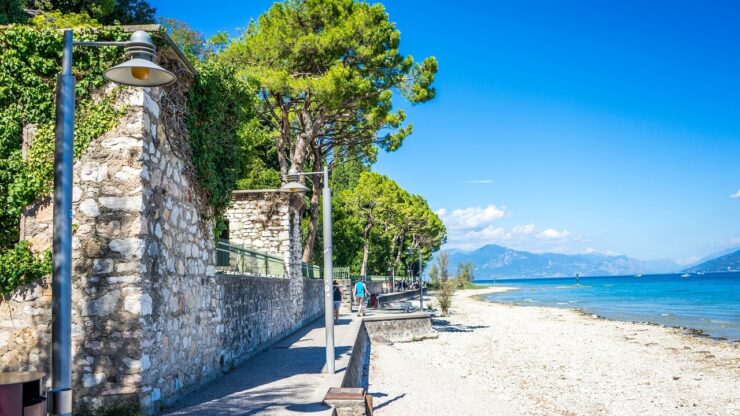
[369,286,739,415]
[477,285,738,343]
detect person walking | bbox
[332,280,342,323]
[353,278,369,317]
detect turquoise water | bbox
[478,272,740,341]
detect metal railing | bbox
[302,263,322,279]
[216,240,286,277]
[333,266,351,280]
[214,241,418,283]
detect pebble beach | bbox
[368,287,739,416]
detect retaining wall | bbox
[0,42,322,413]
[340,313,434,389]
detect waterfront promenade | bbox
[163,314,362,415]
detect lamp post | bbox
[418,245,424,311]
[279,166,335,374]
[50,29,175,416]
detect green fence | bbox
[215,242,417,283]
[333,267,351,280]
[302,263,322,279]
[215,240,286,277]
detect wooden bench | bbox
[323,387,373,416]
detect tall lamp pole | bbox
[49,30,175,416]
[418,246,424,311]
[280,167,335,374]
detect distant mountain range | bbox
[682,249,740,273]
[445,244,681,279]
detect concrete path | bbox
[162,314,360,416]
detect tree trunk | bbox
[391,231,405,291]
[394,233,404,273]
[302,145,323,262]
[360,223,371,277]
[302,178,321,262]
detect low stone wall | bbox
[362,313,435,343]
[377,289,425,308]
[339,313,433,390]
[341,323,371,390]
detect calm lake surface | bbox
[478,272,740,341]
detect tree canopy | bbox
[21,0,155,25]
[219,0,438,262]
[336,171,445,276]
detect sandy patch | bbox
[369,287,739,416]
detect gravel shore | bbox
[368,287,739,416]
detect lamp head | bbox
[287,167,301,183]
[280,181,309,194]
[103,30,176,87]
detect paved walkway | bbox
[162,314,360,416]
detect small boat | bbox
[635,274,642,278]
[680,273,690,278]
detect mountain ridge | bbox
[682,249,740,273]
[445,244,680,279]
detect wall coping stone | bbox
[361,312,432,322]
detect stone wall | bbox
[218,276,323,373]
[224,190,303,280]
[0,36,324,414]
[0,84,164,409]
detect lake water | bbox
[478,272,740,341]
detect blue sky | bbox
[151,0,740,263]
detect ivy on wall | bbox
[0,24,259,295]
[186,60,262,217]
[0,25,127,295]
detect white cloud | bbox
[718,236,740,249]
[731,189,740,199]
[675,256,700,266]
[445,223,576,252]
[436,205,506,230]
[539,228,570,239]
[512,224,535,235]
[463,179,492,184]
[437,204,581,252]
[583,248,618,255]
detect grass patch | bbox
[460,281,486,289]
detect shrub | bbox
[0,241,51,297]
[0,25,128,294]
[435,280,456,316]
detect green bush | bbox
[0,25,129,295]
[0,241,51,297]
[435,280,456,316]
[186,60,261,217]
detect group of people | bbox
[394,280,421,291]
[331,278,425,322]
[332,278,371,322]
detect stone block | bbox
[102,136,141,151]
[82,289,121,317]
[82,372,106,388]
[109,239,145,259]
[100,196,142,211]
